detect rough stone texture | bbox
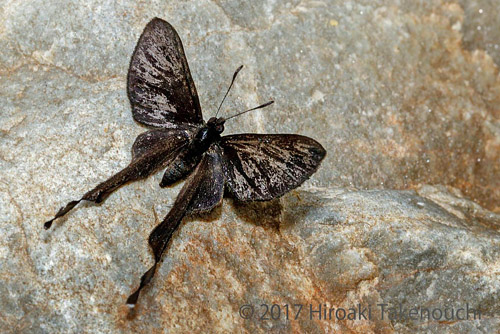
[2,187,499,333]
[459,0,500,67]
[0,0,499,333]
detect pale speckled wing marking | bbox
[127,145,224,305]
[220,134,326,201]
[127,18,203,129]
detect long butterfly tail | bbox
[126,197,190,306]
[126,263,157,305]
[125,154,206,306]
[43,161,155,230]
[43,181,114,230]
[125,148,223,306]
[44,200,82,229]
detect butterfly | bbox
[44,17,326,306]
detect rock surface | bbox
[0,0,499,333]
[1,186,499,333]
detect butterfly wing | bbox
[127,18,203,129]
[148,144,224,263]
[127,145,224,305]
[44,128,192,229]
[219,134,326,201]
[83,129,191,203]
[188,145,225,214]
[131,128,190,161]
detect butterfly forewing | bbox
[219,134,326,201]
[127,18,203,129]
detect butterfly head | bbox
[207,117,225,134]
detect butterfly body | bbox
[44,17,326,306]
[192,117,225,152]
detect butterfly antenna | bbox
[225,100,274,121]
[215,65,244,118]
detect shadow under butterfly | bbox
[44,18,326,307]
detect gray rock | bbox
[0,0,499,333]
[1,186,499,333]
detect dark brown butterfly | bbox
[44,18,326,306]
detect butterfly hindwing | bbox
[188,144,225,214]
[149,144,224,262]
[131,128,191,161]
[219,134,326,201]
[127,18,203,129]
[82,129,192,204]
[127,145,225,304]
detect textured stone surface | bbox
[1,186,499,333]
[0,0,499,333]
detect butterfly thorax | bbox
[159,118,225,188]
[192,117,225,152]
